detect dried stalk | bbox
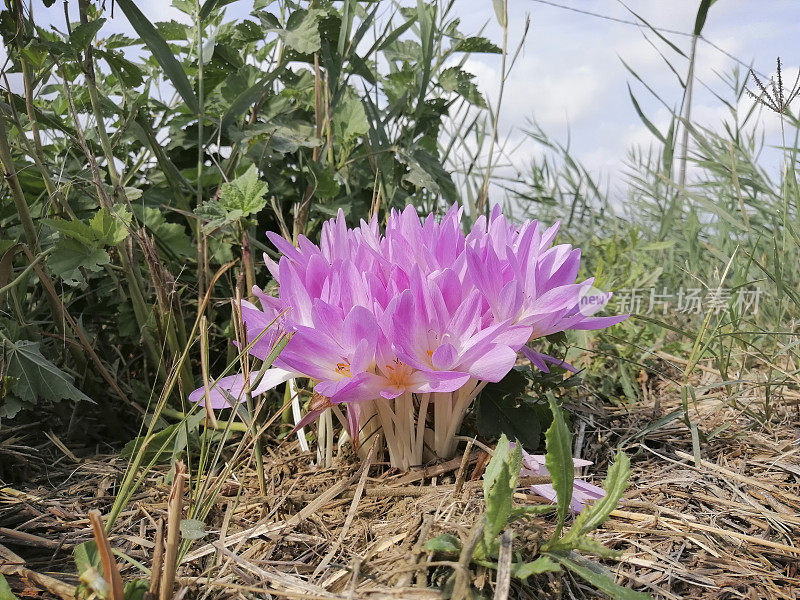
[160,461,186,600]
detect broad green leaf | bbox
[49,238,110,285]
[305,164,340,198]
[510,556,560,580]
[42,217,96,245]
[179,518,207,540]
[570,451,631,538]
[74,541,101,575]
[476,370,547,449]
[550,555,652,600]
[0,574,19,600]
[278,9,324,55]
[194,200,234,232]
[136,207,194,259]
[570,536,622,559]
[199,0,237,20]
[90,207,132,246]
[70,18,106,51]
[3,340,92,405]
[333,94,369,142]
[219,165,269,215]
[545,394,573,536]
[115,0,199,113]
[425,534,461,553]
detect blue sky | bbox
[12,0,800,193]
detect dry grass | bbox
[1,367,799,599]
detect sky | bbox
[10,0,800,195]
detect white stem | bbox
[289,378,309,453]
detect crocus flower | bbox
[190,205,627,469]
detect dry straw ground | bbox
[1,362,799,599]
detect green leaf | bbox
[74,541,101,575]
[333,94,369,142]
[570,451,631,538]
[123,579,149,600]
[545,395,573,536]
[90,207,132,246]
[693,0,717,36]
[49,238,110,285]
[305,164,340,198]
[278,9,324,55]
[492,0,508,27]
[510,556,560,580]
[199,0,237,21]
[480,435,522,557]
[476,370,547,449]
[439,67,486,107]
[0,574,19,600]
[179,518,207,540]
[549,555,652,600]
[570,536,622,559]
[627,84,665,143]
[509,504,556,521]
[115,0,199,113]
[42,217,96,245]
[452,36,502,54]
[425,533,461,553]
[71,18,106,51]
[219,165,269,215]
[3,340,93,405]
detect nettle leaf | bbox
[219,165,269,215]
[545,394,574,535]
[305,163,340,198]
[452,36,502,54]
[70,18,106,51]
[136,207,194,259]
[333,94,369,142]
[438,66,486,107]
[399,149,458,201]
[425,533,461,554]
[277,9,324,54]
[194,201,233,231]
[49,239,111,285]
[90,207,132,245]
[3,340,93,405]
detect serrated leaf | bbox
[550,555,652,600]
[219,165,269,215]
[510,556,561,580]
[179,518,207,540]
[42,217,97,245]
[545,395,573,536]
[425,533,461,553]
[3,340,92,405]
[438,67,486,107]
[452,36,502,54]
[333,94,369,142]
[277,9,323,54]
[0,574,19,600]
[90,207,132,246]
[49,238,110,285]
[71,18,106,51]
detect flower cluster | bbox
[190,205,626,469]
